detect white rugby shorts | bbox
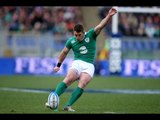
[69,60,95,78]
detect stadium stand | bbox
[0,6,83,57]
[98,7,160,59]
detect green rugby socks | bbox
[55,82,67,96]
[65,87,84,106]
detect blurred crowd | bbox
[0,6,83,36]
[1,6,159,38]
[98,7,160,38]
[1,6,160,60]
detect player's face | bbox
[74,31,84,41]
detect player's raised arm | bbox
[94,7,117,36]
[54,47,70,72]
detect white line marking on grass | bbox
[85,89,160,94]
[103,111,116,114]
[0,87,48,93]
[1,87,160,94]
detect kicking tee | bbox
[65,28,97,64]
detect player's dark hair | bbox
[73,23,84,33]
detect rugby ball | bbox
[48,92,59,109]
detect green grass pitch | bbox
[0,75,160,114]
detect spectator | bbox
[98,7,160,37]
[145,16,156,38]
[0,6,84,35]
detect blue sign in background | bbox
[0,57,160,77]
[0,58,15,75]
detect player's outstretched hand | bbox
[53,66,60,72]
[108,7,117,16]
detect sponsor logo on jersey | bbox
[79,46,88,54]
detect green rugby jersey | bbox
[65,28,97,64]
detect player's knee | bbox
[66,76,74,82]
[63,77,75,86]
[78,81,88,88]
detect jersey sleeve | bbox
[65,39,72,49]
[88,28,97,39]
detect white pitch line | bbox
[103,111,116,114]
[0,87,48,93]
[85,89,160,94]
[1,87,160,94]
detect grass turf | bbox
[0,75,160,114]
